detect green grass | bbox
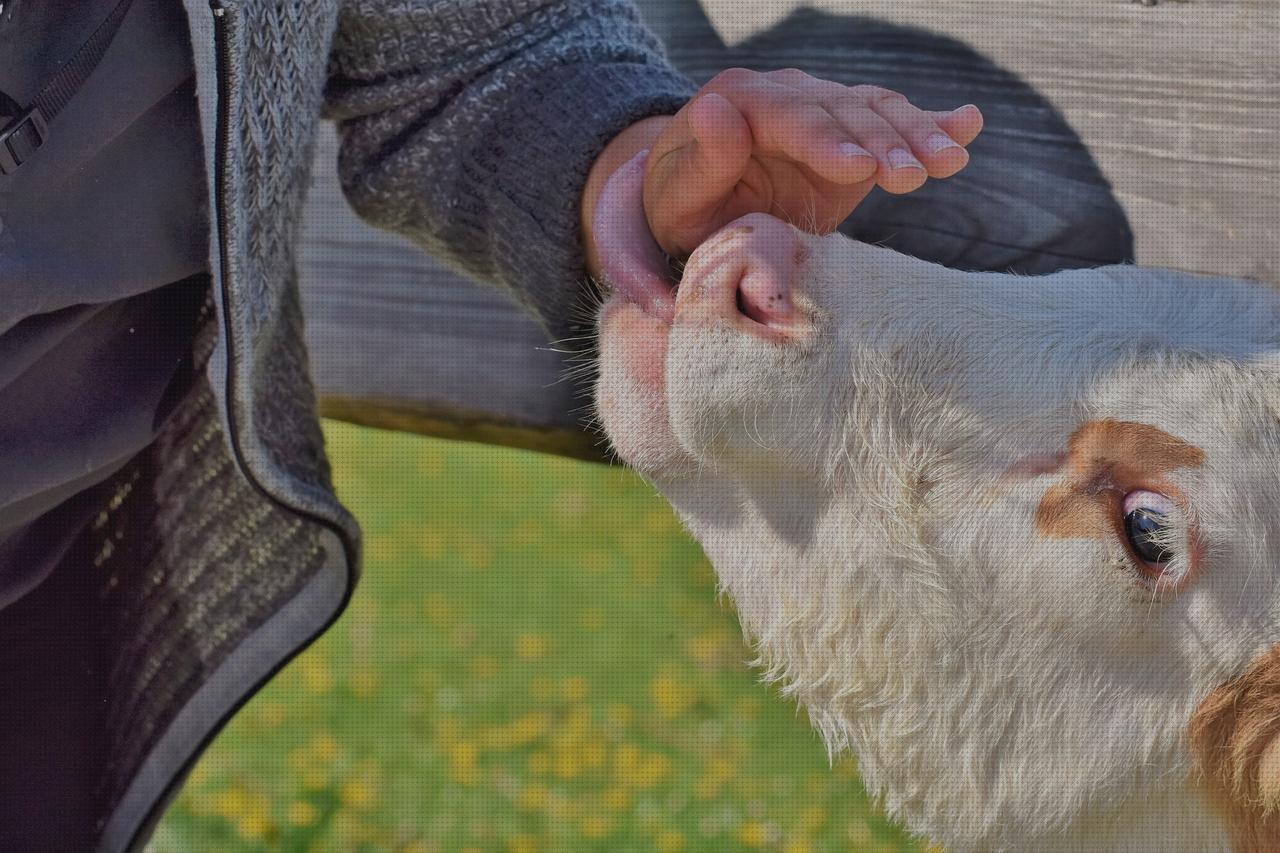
[149,421,926,853]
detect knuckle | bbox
[858,85,909,108]
[832,93,870,114]
[767,67,809,82]
[848,84,889,100]
[710,67,755,89]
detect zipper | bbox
[120,4,357,850]
[204,0,355,546]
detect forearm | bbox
[323,0,695,342]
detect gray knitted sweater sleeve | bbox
[321,0,698,343]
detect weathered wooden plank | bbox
[299,0,1279,459]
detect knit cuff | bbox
[473,62,697,345]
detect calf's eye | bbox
[1122,490,1177,566]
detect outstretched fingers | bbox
[699,70,881,186]
[759,72,984,193]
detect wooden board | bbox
[299,0,1279,462]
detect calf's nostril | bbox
[734,231,804,329]
[677,213,811,337]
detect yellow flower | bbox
[516,783,548,812]
[737,822,770,847]
[649,673,694,720]
[507,834,538,853]
[846,820,874,846]
[633,752,672,790]
[612,743,640,782]
[507,518,544,547]
[401,842,438,853]
[235,812,270,841]
[560,676,589,702]
[470,655,500,680]
[300,655,335,694]
[602,787,630,812]
[687,631,730,665]
[418,527,446,560]
[449,741,478,770]
[349,670,379,697]
[631,558,660,585]
[553,750,582,780]
[545,792,579,821]
[833,756,859,779]
[415,451,444,478]
[366,534,401,565]
[564,704,593,738]
[695,756,735,798]
[510,711,551,745]
[286,800,318,827]
[783,839,813,853]
[515,633,549,661]
[309,733,341,763]
[212,787,247,819]
[553,488,588,521]
[424,592,452,627]
[655,829,685,853]
[644,510,676,535]
[257,700,287,728]
[186,760,211,788]
[605,703,633,730]
[581,739,607,770]
[798,805,826,833]
[484,712,550,751]
[528,750,552,776]
[449,741,481,787]
[340,779,376,811]
[579,813,612,839]
[435,715,463,745]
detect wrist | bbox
[581,115,673,281]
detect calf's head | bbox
[591,156,1280,852]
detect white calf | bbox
[592,159,1280,853]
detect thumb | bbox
[684,92,753,190]
[646,93,752,255]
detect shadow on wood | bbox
[299,0,1278,462]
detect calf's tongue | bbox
[591,150,676,323]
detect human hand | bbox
[643,68,983,258]
[580,69,982,319]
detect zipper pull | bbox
[209,0,226,16]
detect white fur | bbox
[594,230,1280,852]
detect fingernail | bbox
[951,103,978,114]
[925,133,961,153]
[887,147,923,170]
[838,141,872,158]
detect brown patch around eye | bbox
[1034,419,1204,540]
[1188,646,1280,852]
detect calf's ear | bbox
[1189,645,1280,851]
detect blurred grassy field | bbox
[149,420,926,853]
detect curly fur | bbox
[594,225,1280,852]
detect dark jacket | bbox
[24,1,693,849]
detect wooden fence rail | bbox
[299,0,1279,462]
